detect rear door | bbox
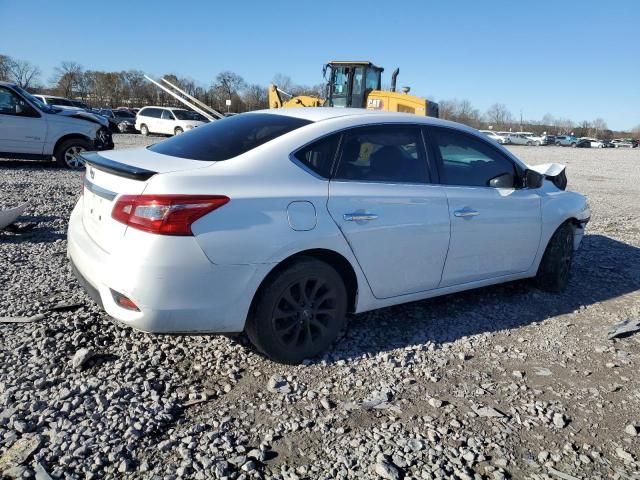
[427,126,541,287]
[160,109,175,134]
[327,124,450,299]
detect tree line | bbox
[1,53,638,139]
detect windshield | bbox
[148,113,312,161]
[173,110,206,121]
[13,87,56,113]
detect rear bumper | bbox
[67,199,264,333]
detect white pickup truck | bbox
[0,81,113,168]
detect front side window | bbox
[430,127,518,188]
[335,125,429,183]
[149,113,312,161]
[293,134,340,178]
[0,87,37,117]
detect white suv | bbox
[135,106,208,136]
[0,82,113,168]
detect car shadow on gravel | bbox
[321,234,640,363]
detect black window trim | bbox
[424,125,525,189]
[290,122,438,185]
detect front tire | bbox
[174,127,184,135]
[54,139,92,169]
[140,124,149,136]
[571,142,577,147]
[535,223,574,293]
[246,257,348,364]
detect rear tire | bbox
[140,124,149,136]
[54,138,92,169]
[535,223,574,293]
[246,257,348,364]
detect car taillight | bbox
[112,194,229,236]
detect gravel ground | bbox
[1,136,639,479]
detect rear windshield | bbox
[148,113,312,161]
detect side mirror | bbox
[524,169,544,189]
[488,172,515,188]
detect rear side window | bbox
[293,134,340,178]
[161,109,174,120]
[140,108,161,118]
[334,125,429,183]
[149,113,312,161]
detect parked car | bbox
[0,81,113,168]
[612,138,638,148]
[67,108,590,364]
[135,106,208,136]
[97,108,137,133]
[600,139,615,148]
[579,137,604,148]
[479,130,507,144]
[497,131,512,144]
[555,135,578,147]
[508,132,543,146]
[33,94,88,111]
[576,138,592,148]
[541,134,556,145]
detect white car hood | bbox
[56,109,109,128]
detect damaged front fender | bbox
[529,163,567,190]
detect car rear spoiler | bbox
[81,152,157,181]
[529,163,567,190]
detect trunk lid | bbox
[80,148,214,252]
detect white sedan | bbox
[67,109,590,364]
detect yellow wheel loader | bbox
[268,60,439,117]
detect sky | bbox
[1,0,639,131]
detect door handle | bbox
[343,213,378,222]
[453,208,479,218]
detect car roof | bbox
[253,107,470,129]
[141,106,188,111]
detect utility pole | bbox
[520,109,523,132]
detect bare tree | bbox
[7,59,41,89]
[485,103,514,129]
[242,83,268,111]
[211,71,246,111]
[271,73,293,93]
[0,54,12,82]
[52,61,83,97]
[591,118,607,138]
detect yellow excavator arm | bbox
[268,85,324,109]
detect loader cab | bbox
[325,61,383,109]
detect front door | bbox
[0,86,46,154]
[327,124,451,298]
[427,126,541,287]
[160,109,175,134]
